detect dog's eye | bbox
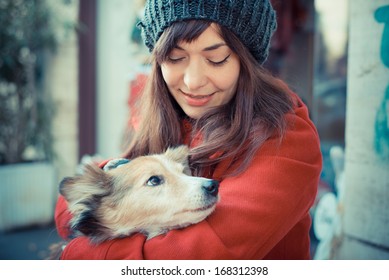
[146,175,164,187]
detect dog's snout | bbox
[202,180,219,196]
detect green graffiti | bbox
[374,86,389,157]
[374,5,389,159]
[375,5,389,66]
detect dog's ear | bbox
[164,145,189,164]
[103,158,130,171]
[164,145,192,174]
[59,164,113,203]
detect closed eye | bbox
[145,175,165,187]
[208,54,231,66]
[167,56,185,64]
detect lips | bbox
[181,90,215,106]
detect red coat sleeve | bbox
[55,195,72,240]
[58,96,322,260]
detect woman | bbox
[55,0,322,259]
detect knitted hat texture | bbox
[138,0,277,64]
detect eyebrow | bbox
[175,43,227,52]
[203,43,227,51]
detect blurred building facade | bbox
[2,0,388,259]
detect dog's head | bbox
[60,145,219,243]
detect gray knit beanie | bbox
[137,0,277,65]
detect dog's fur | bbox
[58,145,219,245]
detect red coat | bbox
[55,92,322,259]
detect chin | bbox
[182,108,209,120]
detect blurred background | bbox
[0,0,388,260]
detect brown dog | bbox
[55,145,219,249]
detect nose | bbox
[184,60,207,91]
[202,180,219,197]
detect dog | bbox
[49,145,219,258]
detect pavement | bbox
[0,223,62,260]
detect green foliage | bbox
[0,0,59,164]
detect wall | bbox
[96,0,141,159]
[333,0,389,259]
[46,1,80,184]
[48,0,144,179]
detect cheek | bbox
[215,71,239,91]
[161,65,178,88]
[213,65,240,99]
[213,56,240,90]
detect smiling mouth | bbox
[180,90,216,106]
[182,91,215,99]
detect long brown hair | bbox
[124,20,294,178]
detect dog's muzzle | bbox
[202,180,219,197]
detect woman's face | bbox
[160,24,240,120]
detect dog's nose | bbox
[202,180,219,196]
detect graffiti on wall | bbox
[374,5,389,160]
